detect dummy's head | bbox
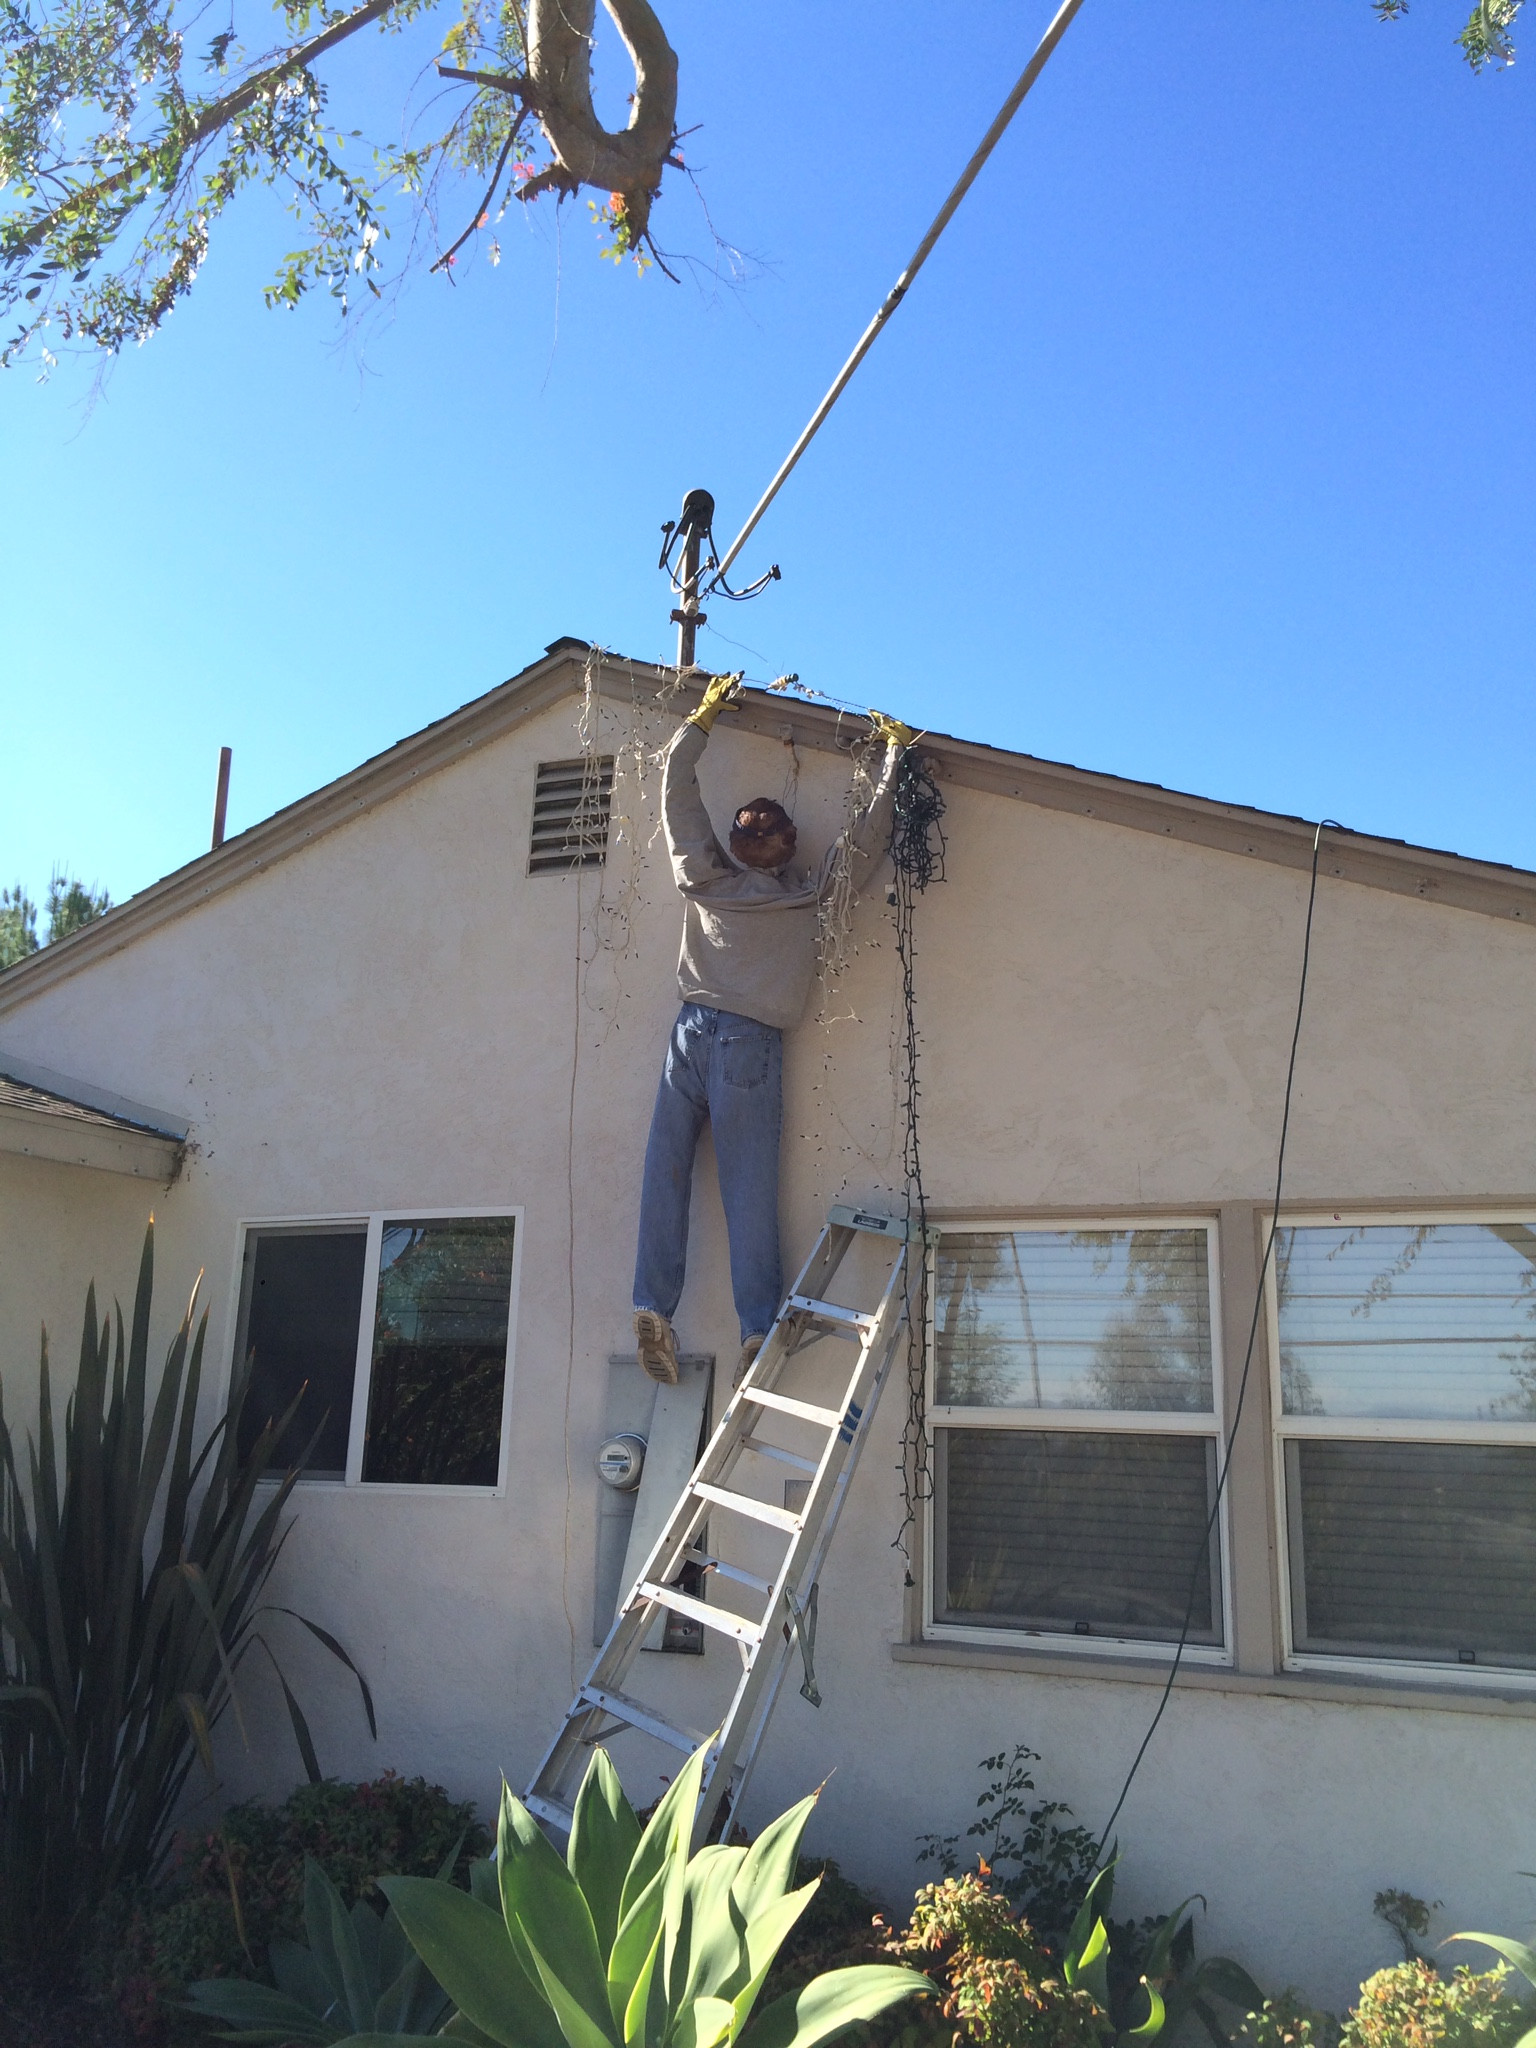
[730,797,797,873]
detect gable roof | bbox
[1,637,1531,1020]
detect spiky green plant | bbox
[185,1852,457,2042]
[0,1219,374,1965]
[364,1737,933,2048]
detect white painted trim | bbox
[1282,1650,1536,1694]
[0,1102,182,1181]
[922,1215,1233,1663]
[231,1204,524,1499]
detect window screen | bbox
[931,1225,1223,1650]
[1277,1221,1536,1672]
[362,1216,518,1486]
[235,1227,367,1477]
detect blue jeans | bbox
[633,1004,784,1342]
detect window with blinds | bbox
[929,1223,1226,1653]
[1275,1219,1536,1676]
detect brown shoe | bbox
[733,1333,767,1386]
[634,1309,680,1385]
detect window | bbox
[1274,1218,1536,1682]
[528,758,614,874]
[232,1209,521,1491]
[928,1222,1228,1658]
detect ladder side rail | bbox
[694,1254,910,1841]
[785,1222,858,1308]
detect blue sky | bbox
[3,0,1532,910]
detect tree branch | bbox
[429,105,527,272]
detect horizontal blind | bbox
[1287,1439,1536,1665]
[938,1428,1220,1643]
[935,1228,1213,1411]
[1278,1222,1536,1420]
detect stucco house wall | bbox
[2,647,1533,2010]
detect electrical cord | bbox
[1095,819,1341,1854]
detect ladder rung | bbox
[686,1547,773,1596]
[579,1683,705,1754]
[638,1580,764,1645]
[741,1435,819,1474]
[742,1387,842,1429]
[525,1792,575,1833]
[788,1294,876,1331]
[692,1481,803,1533]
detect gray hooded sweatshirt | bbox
[661,719,902,1031]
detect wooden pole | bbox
[211,747,232,850]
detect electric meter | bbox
[595,1433,647,1492]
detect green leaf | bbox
[498,1783,615,2042]
[182,1978,335,2041]
[620,1740,713,1927]
[1449,1934,1536,1993]
[729,1883,820,2040]
[1065,1915,1110,2010]
[623,1926,663,2048]
[1190,1957,1264,2010]
[609,1865,668,2032]
[1141,1897,1201,1983]
[730,1796,817,1927]
[675,1846,750,2007]
[379,1876,557,2048]
[1120,1975,1166,2046]
[522,1921,625,2048]
[738,1966,933,2048]
[570,1747,643,1957]
[670,1995,735,2048]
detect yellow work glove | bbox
[868,708,916,750]
[686,672,745,734]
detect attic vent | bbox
[529,757,616,874]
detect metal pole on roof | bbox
[211,747,232,850]
[712,0,1089,589]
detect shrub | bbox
[1341,1961,1527,2048]
[879,1871,1107,2048]
[0,1222,373,1968]
[1236,1993,1341,2048]
[88,1770,487,2023]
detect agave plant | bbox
[359,1737,933,2048]
[185,1853,457,2042]
[1448,1933,1536,2048]
[1064,1864,1262,2047]
[0,1221,374,1965]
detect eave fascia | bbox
[0,1103,184,1182]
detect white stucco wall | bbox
[2,673,1533,2011]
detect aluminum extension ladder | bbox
[525,1203,925,1844]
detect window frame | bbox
[1269,1206,1536,1693]
[922,1213,1233,1667]
[229,1205,525,1498]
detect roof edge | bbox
[1,643,1531,1019]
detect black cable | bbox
[1095,819,1340,1855]
[888,749,948,1582]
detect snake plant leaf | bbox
[498,1783,614,2041]
[569,1747,642,1956]
[440,2018,505,2046]
[181,1975,339,2042]
[619,1738,713,1926]
[521,1921,625,2048]
[736,1965,935,2048]
[379,1877,554,2048]
[1065,1914,1111,2011]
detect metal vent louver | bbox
[529,757,616,874]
